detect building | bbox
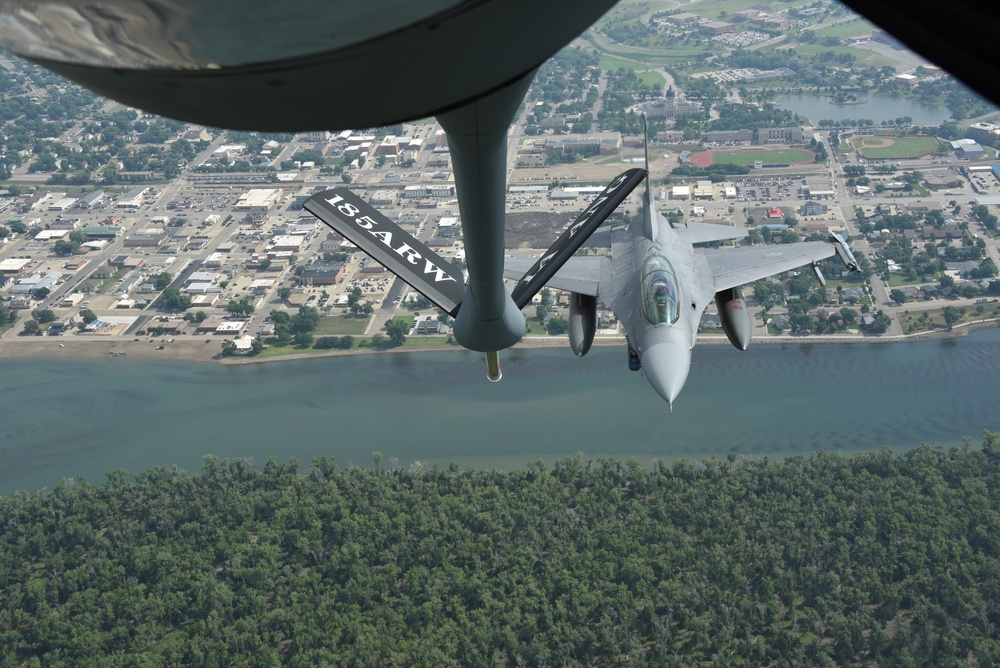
[125,230,168,246]
[49,217,81,230]
[234,188,281,211]
[270,235,305,252]
[299,262,345,286]
[757,127,804,144]
[11,271,60,294]
[83,225,124,239]
[108,255,144,270]
[48,197,78,211]
[116,186,148,210]
[662,12,700,25]
[413,317,442,335]
[951,139,985,159]
[645,87,702,120]
[704,129,754,143]
[800,201,829,216]
[700,21,735,35]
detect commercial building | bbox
[234,188,281,211]
[299,262,345,286]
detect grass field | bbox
[898,304,1000,333]
[853,135,941,159]
[577,33,709,68]
[812,19,876,39]
[314,316,368,336]
[789,43,891,68]
[704,149,815,166]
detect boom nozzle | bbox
[485,351,502,382]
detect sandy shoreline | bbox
[1,319,996,366]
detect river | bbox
[2,329,999,495]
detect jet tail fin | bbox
[640,114,657,239]
[510,168,646,309]
[304,188,466,316]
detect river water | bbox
[776,93,953,126]
[2,329,999,495]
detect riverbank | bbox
[1,317,996,365]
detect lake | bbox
[1,329,999,495]
[776,93,953,126]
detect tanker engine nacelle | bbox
[568,292,597,357]
[715,287,751,351]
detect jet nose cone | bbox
[641,343,691,406]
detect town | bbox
[1,0,1000,361]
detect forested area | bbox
[2,435,1000,666]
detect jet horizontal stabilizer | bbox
[305,188,466,316]
[510,168,646,309]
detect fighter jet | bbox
[500,167,861,408]
[304,161,859,406]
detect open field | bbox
[315,316,369,336]
[812,19,876,39]
[690,148,815,167]
[788,43,891,68]
[898,304,1000,333]
[577,33,709,68]
[852,135,941,159]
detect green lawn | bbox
[707,149,815,166]
[314,316,369,336]
[812,19,876,39]
[854,136,941,159]
[898,304,999,333]
[787,43,891,67]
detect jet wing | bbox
[700,241,840,293]
[687,221,749,245]
[503,256,609,297]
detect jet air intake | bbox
[715,287,751,351]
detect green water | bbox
[2,329,999,494]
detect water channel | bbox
[1,329,998,495]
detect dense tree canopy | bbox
[1,435,999,666]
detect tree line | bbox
[1,434,999,666]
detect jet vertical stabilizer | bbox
[510,168,646,309]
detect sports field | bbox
[690,148,816,167]
[851,135,941,159]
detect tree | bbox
[277,287,292,301]
[20,320,40,336]
[290,306,320,334]
[31,309,56,324]
[942,305,962,330]
[220,339,237,356]
[54,239,80,256]
[294,331,314,348]
[80,309,97,324]
[155,272,172,290]
[889,289,907,304]
[546,315,568,335]
[269,310,291,325]
[160,287,192,311]
[227,299,255,317]
[32,287,50,300]
[251,337,264,355]
[384,319,409,346]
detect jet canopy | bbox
[641,255,680,325]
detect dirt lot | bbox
[504,211,578,248]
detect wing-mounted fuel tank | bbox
[715,287,751,351]
[568,292,597,357]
